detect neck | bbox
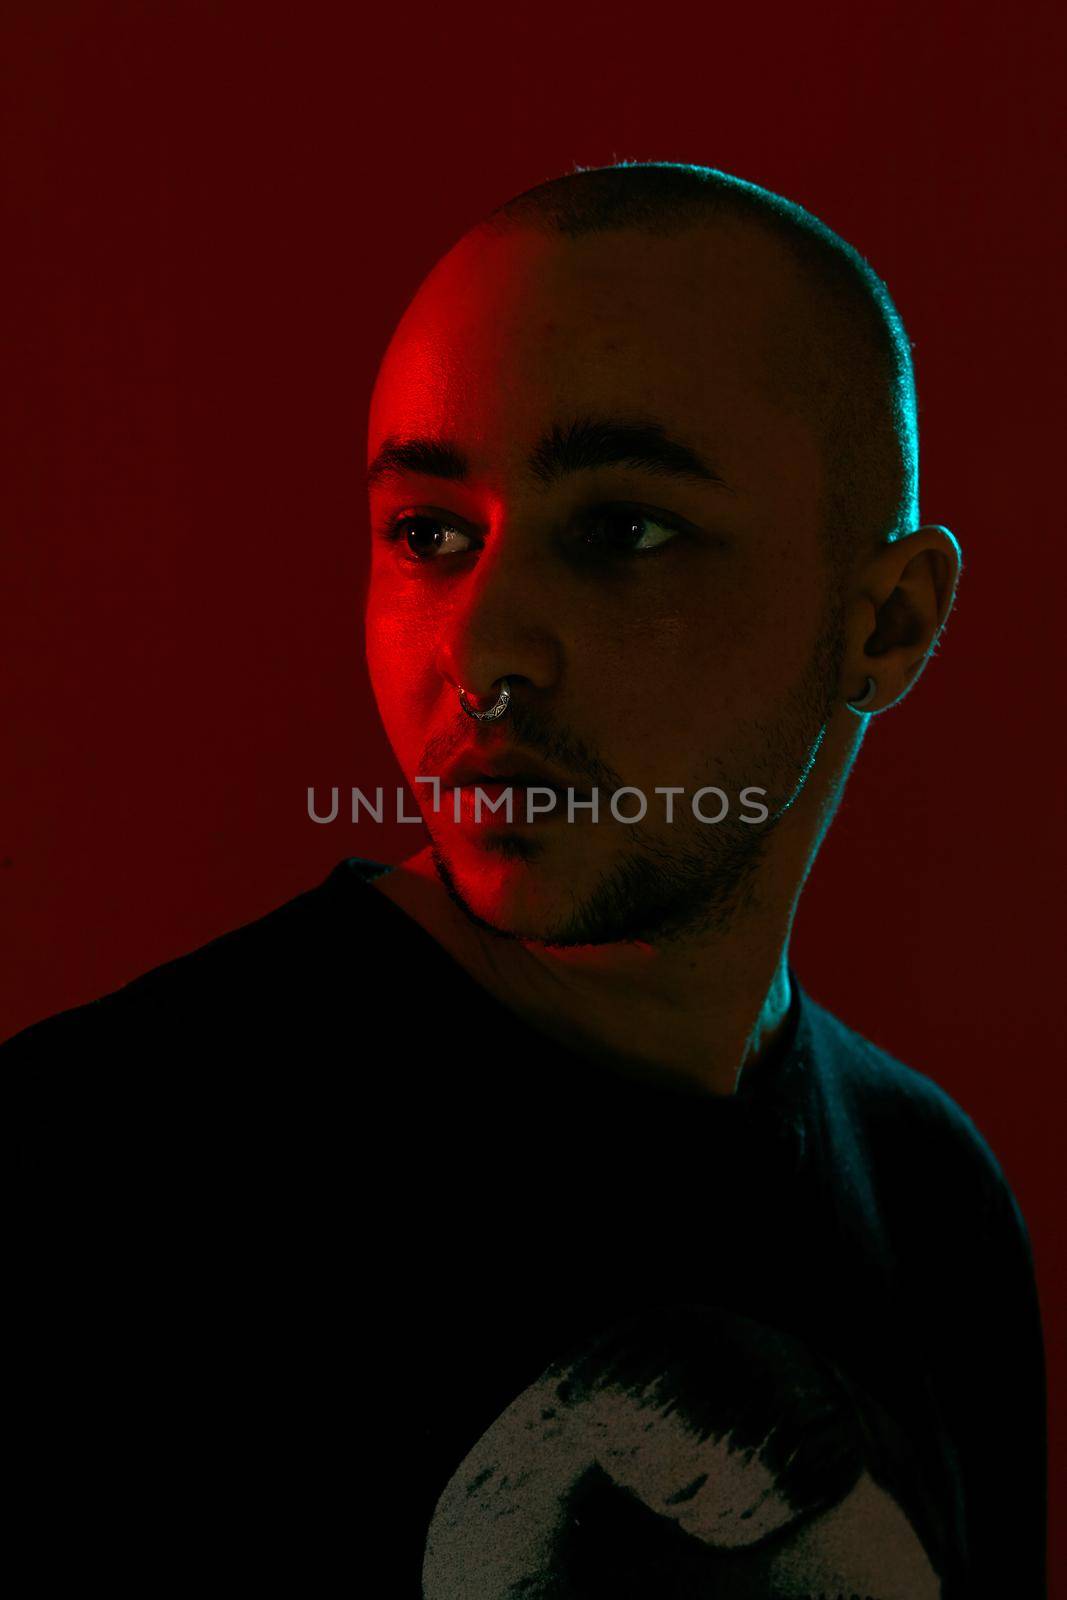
[371,846,798,1098]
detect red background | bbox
[3,0,1063,1582]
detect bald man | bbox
[8,164,1046,1596]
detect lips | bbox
[442,752,586,796]
[465,774,565,791]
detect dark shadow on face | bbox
[425,590,846,950]
[365,220,855,948]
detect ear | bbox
[842,525,962,715]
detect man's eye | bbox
[386,515,474,561]
[579,508,683,556]
[379,506,684,563]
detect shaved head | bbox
[364,156,957,961]
[479,161,918,582]
[366,199,847,942]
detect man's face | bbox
[364,220,842,944]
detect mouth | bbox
[444,775,586,827]
[442,751,589,798]
[456,774,570,792]
[437,746,594,829]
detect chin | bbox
[433,828,587,942]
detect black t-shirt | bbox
[7,857,1047,1596]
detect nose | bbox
[434,535,563,706]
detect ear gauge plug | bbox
[847,676,877,712]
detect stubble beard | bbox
[428,596,846,950]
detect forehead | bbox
[369,223,815,483]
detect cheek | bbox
[364,585,442,758]
[583,582,762,704]
[667,551,820,688]
[578,569,814,773]
[563,610,723,784]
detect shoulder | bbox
[796,987,1028,1242]
[1,856,393,1060]
[7,857,397,1208]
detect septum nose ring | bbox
[458,678,512,722]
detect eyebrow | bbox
[366,436,468,487]
[366,415,730,491]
